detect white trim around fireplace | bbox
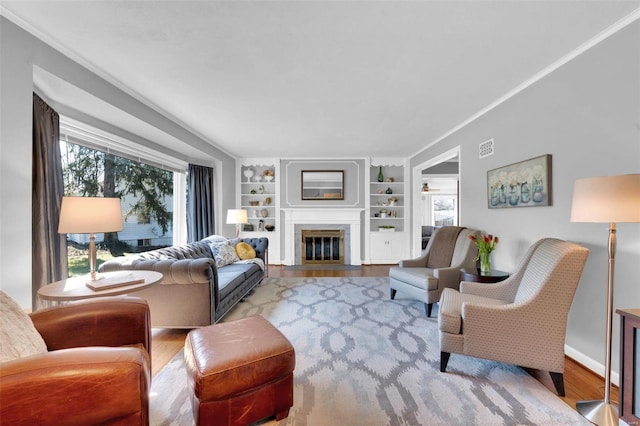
[282,208,364,265]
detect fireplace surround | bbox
[282,209,363,265]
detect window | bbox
[61,140,175,249]
[59,117,188,274]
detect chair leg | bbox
[390,288,397,300]
[440,351,451,372]
[549,372,565,396]
[425,303,433,317]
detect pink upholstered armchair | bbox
[438,238,589,396]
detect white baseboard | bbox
[564,344,619,387]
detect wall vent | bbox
[479,139,494,158]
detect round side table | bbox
[38,270,163,302]
[460,267,509,284]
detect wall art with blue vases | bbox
[487,154,552,209]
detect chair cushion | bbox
[438,288,508,335]
[389,267,439,291]
[0,291,48,362]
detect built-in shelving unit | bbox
[368,158,409,263]
[238,158,280,262]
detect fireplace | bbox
[282,208,363,265]
[301,229,345,264]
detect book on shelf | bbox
[86,272,145,291]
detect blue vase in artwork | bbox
[509,186,520,206]
[532,177,544,202]
[520,182,531,203]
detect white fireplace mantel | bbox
[282,208,364,265]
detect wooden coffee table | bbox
[38,270,163,302]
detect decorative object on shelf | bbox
[260,208,269,218]
[258,220,264,231]
[385,187,393,194]
[263,169,275,182]
[243,168,255,183]
[250,189,256,194]
[468,232,499,274]
[265,197,272,205]
[570,173,640,426]
[249,200,259,206]
[378,225,395,232]
[258,185,265,194]
[243,223,254,231]
[58,196,124,281]
[422,183,430,192]
[379,209,387,218]
[386,177,394,182]
[226,209,248,237]
[377,166,384,182]
[388,196,397,206]
[265,224,275,232]
[254,175,262,182]
[487,154,552,209]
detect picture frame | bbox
[487,154,552,209]
[301,170,345,200]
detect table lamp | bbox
[226,209,248,237]
[570,173,640,426]
[58,196,124,281]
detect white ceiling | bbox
[2,1,639,159]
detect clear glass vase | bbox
[479,252,491,274]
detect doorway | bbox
[411,147,460,257]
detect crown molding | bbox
[410,7,640,160]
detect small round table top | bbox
[38,270,163,301]
[460,267,510,284]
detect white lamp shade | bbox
[58,196,124,234]
[570,174,640,223]
[226,209,248,225]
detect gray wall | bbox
[281,159,365,208]
[0,17,238,307]
[411,21,639,377]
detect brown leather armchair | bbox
[0,296,152,425]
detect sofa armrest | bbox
[0,347,150,425]
[100,256,215,285]
[30,296,151,354]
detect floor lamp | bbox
[58,196,124,281]
[570,174,640,426]
[226,209,248,237]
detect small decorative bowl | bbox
[264,175,274,182]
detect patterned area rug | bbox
[149,276,589,425]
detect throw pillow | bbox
[209,240,240,267]
[235,242,256,260]
[1,291,48,363]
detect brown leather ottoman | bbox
[184,315,295,425]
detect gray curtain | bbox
[187,164,215,242]
[32,93,67,310]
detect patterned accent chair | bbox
[438,238,589,396]
[389,226,477,317]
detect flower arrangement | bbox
[469,232,499,273]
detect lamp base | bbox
[576,400,618,425]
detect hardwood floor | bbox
[150,265,617,414]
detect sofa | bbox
[99,235,268,328]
